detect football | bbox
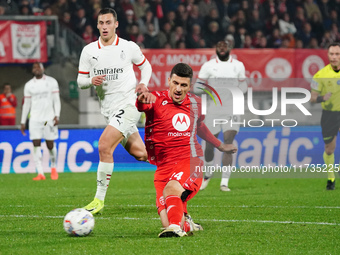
[63,208,95,237]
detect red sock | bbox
[165,195,183,226]
[183,221,191,232]
[183,201,188,215]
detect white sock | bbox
[95,161,114,201]
[204,160,214,179]
[33,146,44,175]
[221,167,231,186]
[49,145,57,168]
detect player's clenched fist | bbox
[91,75,106,86]
[217,143,237,154]
[137,92,156,104]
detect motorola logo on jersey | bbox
[172,113,190,132]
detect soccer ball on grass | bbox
[63,208,95,236]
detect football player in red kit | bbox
[136,63,237,237]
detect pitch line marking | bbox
[0,215,338,226]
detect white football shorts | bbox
[29,119,59,140]
[106,104,141,147]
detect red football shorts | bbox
[154,157,203,214]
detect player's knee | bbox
[98,143,111,157]
[134,152,148,161]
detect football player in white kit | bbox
[20,62,61,181]
[197,40,247,191]
[77,8,152,214]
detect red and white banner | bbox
[0,21,47,63]
[137,49,328,91]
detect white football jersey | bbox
[78,36,146,118]
[197,56,246,108]
[23,75,60,121]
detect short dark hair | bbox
[98,8,118,21]
[170,63,193,80]
[328,42,340,49]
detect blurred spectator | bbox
[304,0,322,20]
[82,24,98,44]
[204,21,223,48]
[266,14,280,36]
[50,0,69,20]
[297,22,315,47]
[216,0,232,20]
[19,3,33,15]
[310,11,324,43]
[138,10,160,35]
[197,0,217,18]
[120,0,134,14]
[240,0,251,20]
[267,28,282,48]
[0,5,5,15]
[279,12,297,35]
[158,22,175,48]
[234,26,247,48]
[258,36,268,48]
[308,37,320,49]
[264,0,277,17]
[280,37,290,48]
[176,40,186,49]
[295,39,303,48]
[132,0,149,20]
[119,9,138,38]
[251,0,265,19]
[251,29,264,48]
[243,34,253,48]
[186,23,204,48]
[175,4,188,28]
[204,8,221,33]
[172,26,186,48]
[247,9,265,35]
[126,24,144,45]
[0,83,17,126]
[225,34,235,48]
[143,23,159,48]
[276,0,288,17]
[294,7,306,33]
[186,5,204,33]
[60,11,72,29]
[71,7,91,36]
[161,10,176,31]
[320,30,333,48]
[232,9,247,31]
[318,0,331,21]
[330,23,340,42]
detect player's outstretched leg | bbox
[83,162,113,214]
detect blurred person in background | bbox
[0,83,17,126]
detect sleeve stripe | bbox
[79,71,90,74]
[135,57,146,67]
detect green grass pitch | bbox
[0,172,339,255]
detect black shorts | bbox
[321,110,340,144]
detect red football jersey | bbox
[136,90,221,166]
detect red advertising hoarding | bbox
[137,49,328,91]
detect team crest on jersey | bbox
[162,100,168,105]
[172,113,190,132]
[120,50,126,60]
